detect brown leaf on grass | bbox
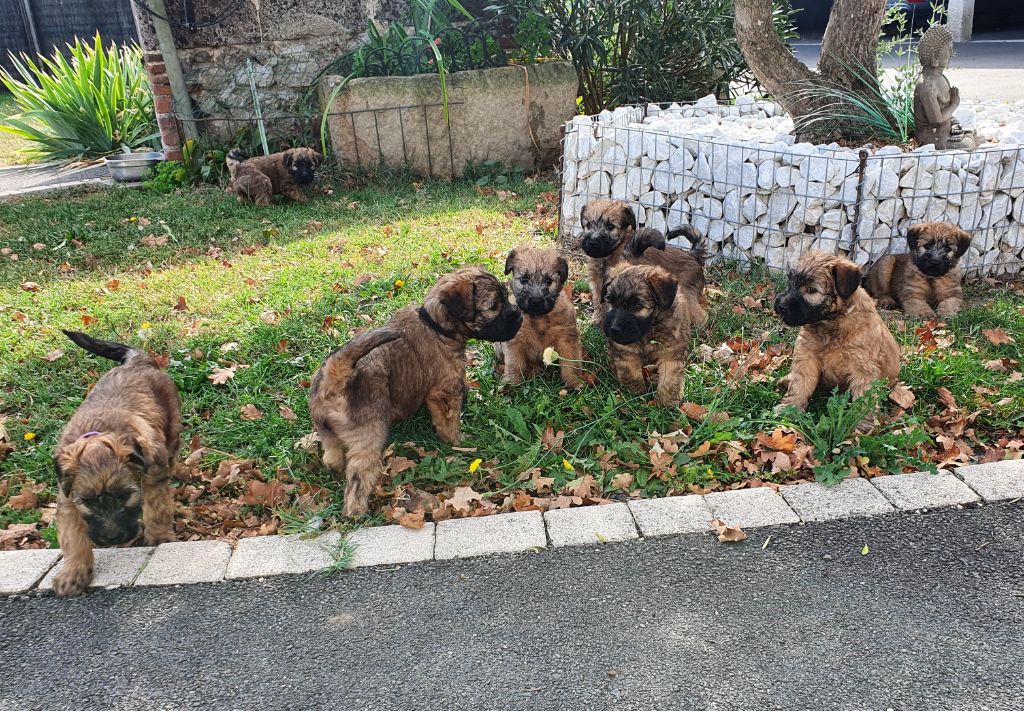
[172,295,188,311]
[680,402,708,420]
[294,431,320,453]
[208,366,236,385]
[106,278,120,291]
[140,234,168,247]
[711,518,747,543]
[983,359,1010,373]
[474,223,484,235]
[741,295,762,309]
[397,508,425,529]
[43,349,65,362]
[688,440,712,458]
[19,282,40,293]
[387,456,417,475]
[260,310,278,325]
[530,469,555,494]
[184,447,208,467]
[239,480,289,508]
[278,405,297,421]
[541,425,564,452]
[239,404,264,421]
[936,387,958,410]
[889,384,916,410]
[446,486,483,514]
[80,314,96,327]
[566,474,598,499]
[7,488,38,510]
[756,429,797,453]
[609,472,634,490]
[982,328,1015,346]
[1009,372,1024,383]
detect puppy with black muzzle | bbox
[601,264,703,406]
[774,252,901,427]
[578,199,706,324]
[52,331,181,597]
[226,147,322,206]
[310,266,522,518]
[864,221,972,318]
[493,246,583,389]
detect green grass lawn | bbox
[0,92,34,166]
[1,175,1022,547]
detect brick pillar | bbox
[144,51,183,161]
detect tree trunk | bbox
[734,0,887,140]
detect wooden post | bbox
[145,0,199,143]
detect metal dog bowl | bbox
[104,151,165,182]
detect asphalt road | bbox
[2,502,1022,711]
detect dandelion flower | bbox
[141,322,152,329]
[23,432,36,441]
[542,347,560,366]
[394,279,405,289]
[469,458,482,473]
[562,458,574,472]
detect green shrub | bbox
[486,0,798,114]
[143,139,226,192]
[0,34,158,162]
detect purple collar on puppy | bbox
[79,431,103,440]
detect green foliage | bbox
[780,382,936,485]
[465,158,523,186]
[486,0,798,113]
[0,34,157,162]
[143,139,227,192]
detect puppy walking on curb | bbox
[774,252,901,429]
[864,221,972,318]
[494,246,583,389]
[226,147,322,206]
[52,331,181,597]
[310,266,523,518]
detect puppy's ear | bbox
[628,228,666,258]
[954,228,972,257]
[283,151,293,168]
[504,249,518,275]
[599,282,609,304]
[54,453,73,497]
[905,224,925,251]
[832,262,862,299]
[128,439,150,472]
[555,255,569,285]
[620,205,637,232]
[441,280,475,320]
[312,150,323,167]
[647,269,678,309]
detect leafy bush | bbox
[465,158,523,186]
[0,34,158,162]
[143,139,226,192]
[486,0,797,114]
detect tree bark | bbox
[734,0,887,139]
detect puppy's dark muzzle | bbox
[603,312,645,345]
[89,524,139,548]
[916,257,950,278]
[774,293,805,327]
[476,306,523,342]
[518,296,556,316]
[581,232,616,258]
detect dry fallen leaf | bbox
[43,349,65,362]
[388,456,417,475]
[208,366,236,385]
[260,310,278,325]
[397,508,425,529]
[240,404,263,421]
[756,429,797,453]
[172,295,188,311]
[680,402,708,420]
[982,328,1015,346]
[7,487,40,510]
[710,518,747,543]
[239,479,288,508]
[936,387,958,410]
[19,282,40,293]
[140,234,168,247]
[278,405,297,421]
[888,383,916,410]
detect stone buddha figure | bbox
[914,25,974,150]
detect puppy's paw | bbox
[776,374,792,392]
[53,564,92,598]
[342,497,369,520]
[936,300,962,318]
[143,529,176,546]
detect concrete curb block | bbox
[4,460,1023,596]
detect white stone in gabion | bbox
[934,169,965,204]
[742,194,768,222]
[734,226,757,250]
[545,503,638,548]
[981,193,1013,228]
[768,190,797,224]
[782,143,816,166]
[956,460,1024,502]
[997,160,1024,198]
[799,154,830,184]
[628,495,713,537]
[775,165,799,188]
[652,168,685,195]
[39,547,153,591]
[644,134,673,161]
[794,177,827,208]
[781,479,895,522]
[695,93,717,108]
[648,209,667,234]
[668,147,694,173]
[586,171,611,197]
[0,549,61,594]
[1004,223,1024,251]
[756,160,776,189]
[707,220,734,243]
[704,488,800,528]
[135,541,232,586]
[877,198,906,224]
[694,152,712,181]
[347,523,436,567]
[819,208,845,230]
[638,190,665,209]
[566,127,594,161]
[225,533,341,580]
[876,165,900,196]
[435,511,546,560]
[871,471,980,511]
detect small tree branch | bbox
[818,0,887,90]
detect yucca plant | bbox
[0,34,158,162]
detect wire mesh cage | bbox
[558,102,1024,277]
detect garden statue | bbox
[914,25,974,150]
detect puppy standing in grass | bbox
[578,199,706,323]
[493,246,582,389]
[864,221,972,318]
[52,331,181,597]
[309,266,523,518]
[773,252,901,423]
[601,264,703,406]
[226,147,322,206]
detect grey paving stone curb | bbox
[871,471,980,511]
[435,511,546,560]
[7,463,1022,596]
[544,503,638,548]
[628,495,713,537]
[781,479,895,522]
[135,541,233,587]
[704,487,801,528]
[955,459,1024,502]
[0,549,61,594]
[38,547,153,591]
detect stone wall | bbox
[131,0,407,138]
[559,98,1024,276]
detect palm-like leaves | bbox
[0,34,158,162]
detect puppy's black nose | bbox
[528,297,545,309]
[773,294,787,316]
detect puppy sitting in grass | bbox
[226,147,322,206]
[601,264,703,407]
[578,199,706,323]
[52,331,181,597]
[864,221,972,318]
[309,266,523,518]
[774,252,901,428]
[493,246,582,389]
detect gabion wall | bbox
[559,98,1024,275]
